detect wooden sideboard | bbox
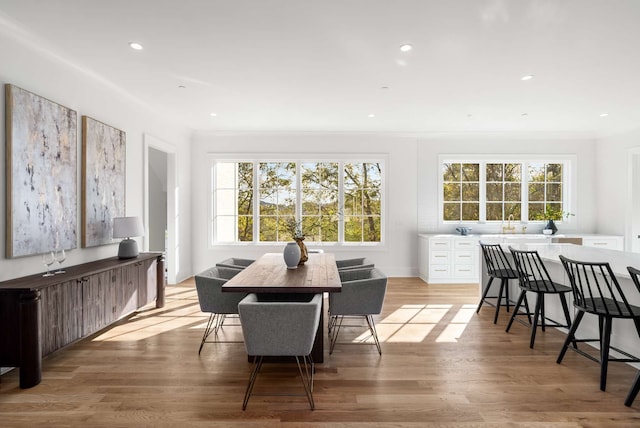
[0,253,164,388]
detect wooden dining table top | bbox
[222,252,342,293]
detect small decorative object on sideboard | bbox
[113,216,145,258]
[455,227,472,236]
[544,219,558,235]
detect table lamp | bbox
[113,216,145,259]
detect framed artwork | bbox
[81,116,126,247]
[5,84,78,258]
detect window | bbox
[211,157,384,244]
[442,162,479,221]
[440,156,572,223]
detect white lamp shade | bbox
[113,216,145,238]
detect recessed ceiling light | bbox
[368,114,375,118]
[600,113,609,117]
[399,44,413,52]
[178,85,186,89]
[521,113,529,117]
[521,74,534,81]
[210,112,217,117]
[129,42,143,50]
[380,86,389,90]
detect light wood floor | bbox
[1,277,639,427]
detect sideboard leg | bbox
[156,256,165,308]
[19,290,41,388]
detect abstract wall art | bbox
[81,116,126,247]
[5,84,78,258]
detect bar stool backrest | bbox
[509,247,560,291]
[560,255,639,316]
[479,241,514,276]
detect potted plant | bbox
[543,207,575,235]
[285,218,308,265]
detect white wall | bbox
[0,26,192,282]
[190,133,418,277]
[417,135,598,235]
[595,129,640,249]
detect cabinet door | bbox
[118,265,140,318]
[137,259,158,307]
[40,280,82,356]
[81,271,115,336]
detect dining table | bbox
[222,252,341,363]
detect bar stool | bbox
[507,247,572,348]
[624,266,640,407]
[557,257,640,392]
[477,242,519,324]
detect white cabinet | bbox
[419,235,479,284]
[581,236,624,250]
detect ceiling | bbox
[1,0,640,137]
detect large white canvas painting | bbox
[5,84,78,258]
[81,116,126,247]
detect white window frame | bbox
[208,153,387,247]
[438,154,576,225]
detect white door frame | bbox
[144,134,178,284]
[626,146,640,253]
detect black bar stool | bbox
[477,241,519,324]
[507,247,572,348]
[557,256,640,392]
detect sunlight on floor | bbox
[92,285,476,345]
[351,303,476,345]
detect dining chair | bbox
[557,256,640,392]
[507,247,572,348]
[194,266,246,354]
[216,257,255,270]
[335,257,374,271]
[477,241,520,324]
[238,293,322,410]
[624,266,640,407]
[328,267,387,355]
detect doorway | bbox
[628,147,640,253]
[144,134,178,284]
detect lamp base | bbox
[118,239,139,259]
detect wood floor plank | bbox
[1,277,639,426]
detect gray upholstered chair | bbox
[328,268,387,355]
[238,293,322,410]
[216,257,255,270]
[335,257,374,271]
[194,266,246,354]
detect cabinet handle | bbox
[458,269,471,272]
[458,255,471,258]
[592,242,607,246]
[435,269,447,272]
[435,255,447,258]
[434,243,447,246]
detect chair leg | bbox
[493,279,507,324]
[329,316,344,354]
[625,370,640,407]
[559,293,572,329]
[557,310,585,364]
[530,293,543,349]
[600,316,613,391]
[505,290,527,333]
[366,315,382,356]
[242,356,264,410]
[198,313,217,355]
[295,356,315,410]
[476,277,495,314]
